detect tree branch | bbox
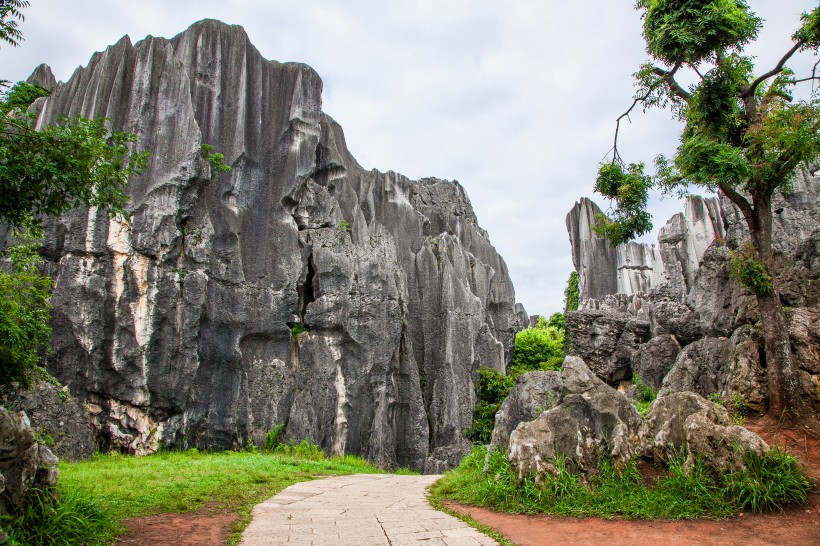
[718,182,754,226]
[651,65,691,100]
[745,41,804,97]
[611,63,687,163]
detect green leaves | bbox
[0,227,53,389]
[640,0,762,65]
[199,143,231,175]
[593,162,653,246]
[0,108,150,228]
[793,7,820,50]
[0,0,29,47]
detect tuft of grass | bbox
[723,447,813,512]
[430,445,811,520]
[1,486,120,546]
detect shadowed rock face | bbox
[31,20,524,471]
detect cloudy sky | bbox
[3,1,818,315]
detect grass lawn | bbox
[6,448,381,545]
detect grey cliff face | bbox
[564,168,820,410]
[31,20,522,471]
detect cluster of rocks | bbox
[494,357,769,480]
[564,167,820,411]
[15,20,526,472]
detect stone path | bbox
[240,474,498,545]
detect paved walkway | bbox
[240,474,498,545]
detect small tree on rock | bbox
[596,2,820,423]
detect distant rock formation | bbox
[26,20,525,471]
[564,167,820,410]
[565,198,662,301]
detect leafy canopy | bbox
[595,3,820,246]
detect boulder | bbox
[0,408,59,516]
[508,357,642,479]
[487,371,562,455]
[632,333,680,391]
[641,392,768,474]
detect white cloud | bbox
[3,0,818,315]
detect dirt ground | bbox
[117,502,238,545]
[117,417,819,545]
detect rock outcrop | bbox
[27,20,525,471]
[0,408,59,518]
[3,378,96,462]
[564,167,820,410]
[503,358,768,481]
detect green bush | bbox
[631,374,657,416]
[274,439,324,460]
[464,368,514,444]
[510,323,564,374]
[723,448,813,512]
[264,424,285,451]
[564,272,579,313]
[729,242,773,295]
[0,227,53,390]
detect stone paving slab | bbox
[240,474,497,546]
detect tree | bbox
[0,0,27,48]
[0,3,150,388]
[596,1,820,421]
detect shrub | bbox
[631,373,657,416]
[510,323,564,374]
[729,242,773,295]
[264,424,285,452]
[564,271,580,313]
[464,368,514,444]
[274,439,324,460]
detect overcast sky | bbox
[3,1,818,315]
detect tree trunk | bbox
[749,195,806,420]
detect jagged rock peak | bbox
[30,20,526,472]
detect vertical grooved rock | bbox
[32,20,524,471]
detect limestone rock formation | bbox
[0,408,59,518]
[641,391,769,474]
[564,167,820,411]
[487,371,561,456]
[28,20,524,471]
[501,359,769,482]
[507,357,642,479]
[3,378,96,462]
[566,198,662,301]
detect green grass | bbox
[430,445,814,520]
[30,448,381,545]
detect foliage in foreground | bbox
[430,445,814,520]
[5,448,379,546]
[2,486,119,546]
